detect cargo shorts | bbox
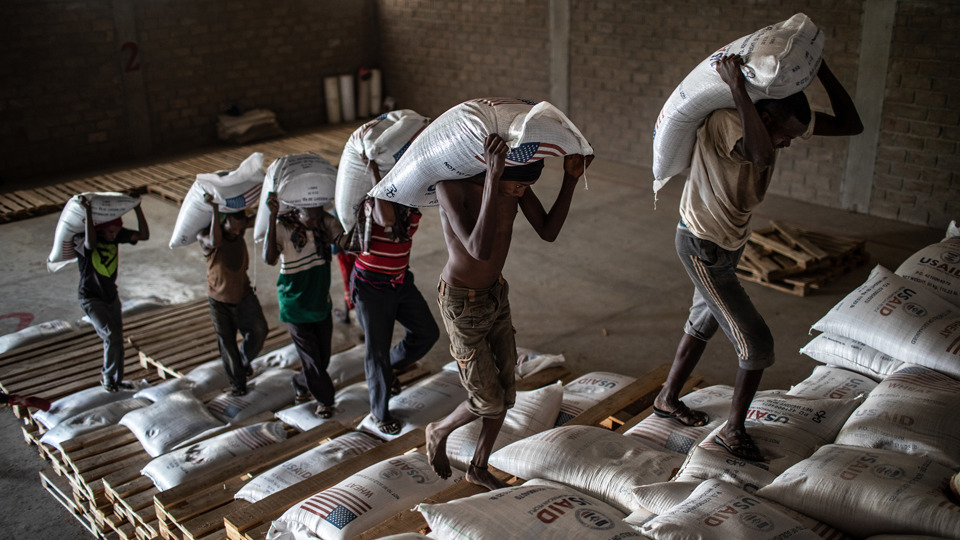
[438,276,517,417]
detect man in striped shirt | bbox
[351,166,440,436]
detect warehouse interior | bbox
[1,0,958,538]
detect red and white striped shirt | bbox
[355,212,420,276]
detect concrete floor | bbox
[0,156,946,538]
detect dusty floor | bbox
[0,155,946,538]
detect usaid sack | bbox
[34,381,147,429]
[652,13,823,189]
[640,479,820,540]
[757,444,960,538]
[169,152,264,248]
[623,385,734,454]
[368,98,593,208]
[786,365,877,400]
[206,368,297,423]
[0,319,74,355]
[267,452,460,540]
[39,398,151,450]
[811,265,960,379]
[418,480,642,540]
[47,192,142,271]
[142,421,287,491]
[357,370,467,440]
[274,382,370,432]
[119,390,224,457]
[335,110,429,232]
[555,371,636,426]
[834,364,960,468]
[674,390,863,491]
[799,332,904,381]
[894,237,960,308]
[253,153,338,242]
[444,382,563,471]
[234,431,382,503]
[490,425,684,513]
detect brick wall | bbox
[871,0,960,225]
[375,0,551,118]
[1,0,376,184]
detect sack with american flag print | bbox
[169,152,265,248]
[368,98,593,208]
[267,452,460,540]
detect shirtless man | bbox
[426,133,592,490]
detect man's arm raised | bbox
[520,153,593,242]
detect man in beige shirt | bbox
[653,54,863,461]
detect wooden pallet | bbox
[0,121,363,221]
[737,221,869,296]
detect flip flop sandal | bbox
[652,401,709,427]
[377,418,403,436]
[715,431,764,462]
[315,405,334,419]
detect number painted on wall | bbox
[121,42,141,72]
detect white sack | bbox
[628,481,852,540]
[327,344,367,387]
[490,425,684,514]
[169,152,264,248]
[275,382,371,432]
[253,153,338,243]
[206,368,297,423]
[799,332,904,381]
[47,192,142,271]
[34,381,147,429]
[183,359,232,397]
[335,110,430,232]
[267,452,460,540]
[251,342,302,371]
[444,381,563,471]
[142,421,286,491]
[441,345,565,381]
[811,265,960,379]
[418,479,642,540]
[674,390,863,491]
[640,479,820,540]
[757,444,960,538]
[786,365,877,400]
[368,98,593,208]
[39,398,151,450]
[119,390,224,457]
[133,377,196,402]
[652,13,823,188]
[555,371,636,426]
[623,385,734,454]
[0,319,74,355]
[894,237,960,307]
[357,370,467,440]
[834,364,960,467]
[234,431,381,503]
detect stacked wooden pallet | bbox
[0,120,363,221]
[736,221,869,296]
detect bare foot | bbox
[425,422,451,479]
[466,463,509,491]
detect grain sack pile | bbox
[356,370,467,440]
[169,152,264,248]
[623,385,733,454]
[335,109,430,233]
[368,98,593,208]
[274,381,370,432]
